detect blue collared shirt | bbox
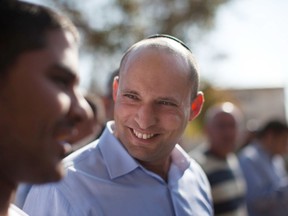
[238,142,288,216]
[24,121,213,216]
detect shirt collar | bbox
[171,144,191,172]
[99,121,139,179]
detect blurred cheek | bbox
[56,92,71,114]
[283,141,288,153]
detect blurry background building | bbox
[230,87,286,128]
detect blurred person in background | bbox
[0,1,89,215]
[95,68,119,137]
[102,68,119,121]
[190,102,247,216]
[238,119,260,151]
[23,34,213,216]
[69,91,106,150]
[238,120,288,216]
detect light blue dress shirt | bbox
[238,142,288,216]
[24,121,213,216]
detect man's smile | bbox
[132,128,157,140]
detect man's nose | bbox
[135,104,157,129]
[68,91,94,125]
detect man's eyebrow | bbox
[158,96,179,103]
[122,89,139,95]
[50,64,79,82]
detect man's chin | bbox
[46,165,65,183]
[31,164,65,184]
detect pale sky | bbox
[194,0,288,89]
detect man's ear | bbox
[189,92,204,121]
[112,76,119,101]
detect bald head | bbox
[119,36,200,100]
[205,102,242,126]
[204,102,243,157]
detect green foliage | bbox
[49,0,231,54]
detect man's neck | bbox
[0,179,16,216]
[139,157,171,182]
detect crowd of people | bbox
[1,1,288,216]
[190,102,288,216]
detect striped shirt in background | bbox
[191,149,248,216]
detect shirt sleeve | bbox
[23,184,75,216]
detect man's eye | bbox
[51,76,71,88]
[124,94,138,100]
[159,101,176,107]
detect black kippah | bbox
[147,34,191,52]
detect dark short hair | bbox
[257,120,288,138]
[0,0,78,76]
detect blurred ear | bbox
[189,92,204,121]
[112,76,119,101]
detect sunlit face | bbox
[0,30,89,184]
[206,112,238,157]
[113,47,199,166]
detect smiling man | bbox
[0,1,90,216]
[24,35,213,216]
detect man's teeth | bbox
[133,129,154,140]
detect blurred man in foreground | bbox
[0,1,89,215]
